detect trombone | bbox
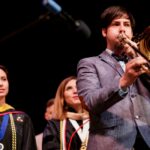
[117,26,150,71]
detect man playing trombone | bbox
[77,5,150,150]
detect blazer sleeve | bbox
[77,57,125,114]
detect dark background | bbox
[0,0,149,134]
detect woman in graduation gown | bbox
[0,65,37,150]
[43,76,90,150]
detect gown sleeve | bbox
[21,113,37,150]
[42,119,60,150]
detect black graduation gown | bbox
[0,109,37,150]
[42,118,82,150]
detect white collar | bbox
[61,119,90,150]
[69,119,89,142]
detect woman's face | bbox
[64,79,81,109]
[0,69,9,98]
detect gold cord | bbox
[9,114,16,150]
[60,120,63,150]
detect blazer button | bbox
[131,94,136,98]
[135,115,139,119]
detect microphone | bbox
[43,0,91,38]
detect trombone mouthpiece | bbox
[117,33,138,50]
[117,28,150,63]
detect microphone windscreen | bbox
[75,20,91,39]
[44,0,62,14]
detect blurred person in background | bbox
[36,98,54,150]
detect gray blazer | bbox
[77,50,150,150]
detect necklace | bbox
[60,119,89,150]
[0,143,4,150]
[69,119,89,143]
[69,119,89,150]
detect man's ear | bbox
[102,28,106,37]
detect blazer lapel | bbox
[99,50,124,76]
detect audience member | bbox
[0,65,37,149]
[43,76,90,150]
[44,98,54,121]
[36,98,54,150]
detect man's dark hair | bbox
[100,5,135,29]
[46,98,54,107]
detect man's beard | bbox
[113,42,125,55]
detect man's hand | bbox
[119,56,149,89]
